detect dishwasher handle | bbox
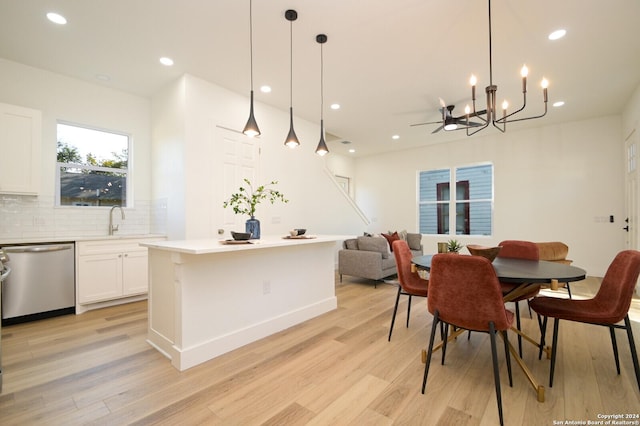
[4,245,73,254]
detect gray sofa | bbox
[338,233,423,282]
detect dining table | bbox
[412,254,587,402]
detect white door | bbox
[214,126,260,237]
[625,128,639,293]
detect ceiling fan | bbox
[411,104,485,134]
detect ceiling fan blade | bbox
[410,120,442,127]
[452,109,488,120]
[431,125,444,134]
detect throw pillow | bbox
[357,236,390,259]
[406,233,422,251]
[382,231,400,251]
[345,238,358,250]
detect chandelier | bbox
[455,0,549,136]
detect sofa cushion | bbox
[344,238,359,250]
[406,233,422,251]
[382,231,400,251]
[357,236,390,259]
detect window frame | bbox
[55,121,131,208]
[418,162,494,237]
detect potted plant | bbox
[447,239,464,253]
[222,178,288,239]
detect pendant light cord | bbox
[290,18,293,107]
[249,0,254,91]
[320,42,324,121]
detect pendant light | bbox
[284,10,300,148]
[315,34,329,156]
[242,0,260,137]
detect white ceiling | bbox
[1,0,639,157]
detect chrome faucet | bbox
[109,205,125,235]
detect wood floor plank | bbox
[0,275,638,425]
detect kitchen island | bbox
[141,235,345,371]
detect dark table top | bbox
[412,254,587,284]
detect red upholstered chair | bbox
[388,240,429,341]
[497,239,540,356]
[530,250,640,390]
[422,254,514,426]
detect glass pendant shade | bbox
[243,90,260,137]
[285,107,300,148]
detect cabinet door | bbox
[0,103,41,194]
[122,249,149,296]
[78,253,122,303]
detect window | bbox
[419,163,493,236]
[56,122,129,207]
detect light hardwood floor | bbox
[1,274,639,425]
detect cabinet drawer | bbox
[77,237,162,255]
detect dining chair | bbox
[422,254,514,426]
[497,239,540,357]
[388,239,429,341]
[530,250,640,390]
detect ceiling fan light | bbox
[444,122,458,131]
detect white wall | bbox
[0,59,153,240]
[151,74,367,240]
[354,116,625,277]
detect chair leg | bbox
[422,311,441,394]
[502,330,513,387]
[406,294,412,328]
[609,325,621,374]
[387,286,402,342]
[489,322,505,426]
[515,302,523,357]
[624,315,640,392]
[442,323,450,365]
[565,282,572,299]
[549,318,560,388]
[538,315,548,360]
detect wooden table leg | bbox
[501,333,545,402]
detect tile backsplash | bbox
[0,195,166,241]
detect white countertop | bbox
[0,234,166,246]
[141,234,350,255]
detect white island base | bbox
[142,236,342,371]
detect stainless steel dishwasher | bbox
[1,242,75,325]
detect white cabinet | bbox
[0,102,41,195]
[76,237,163,305]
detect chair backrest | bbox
[428,254,512,332]
[392,240,428,295]
[594,250,640,323]
[497,240,539,261]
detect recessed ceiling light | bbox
[330,103,340,110]
[392,135,400,140]
[260,85,271,93]
[548,29,566,40]
[46,12,67,25]
[348,149,355,153]
[553,101,565,107]
[159,57,174,66]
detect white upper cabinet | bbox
[0,102,42,195]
